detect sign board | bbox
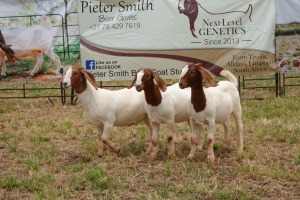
[77,0,276,81]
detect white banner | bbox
[77,0,276,81]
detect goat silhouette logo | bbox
[177,0,253,38]
[86,60,96,70]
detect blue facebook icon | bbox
[86,60,96,70]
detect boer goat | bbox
[179,63,244,163]
[63,66,153,156]
[128,68,194,159]
[0,16,62,76]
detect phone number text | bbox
[90,23,141,30]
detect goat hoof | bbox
[237,148,243,155]
[207,156,215,164]
[98,152,104,157]
[168,154,176,160]
[29,74,37,77]
[187,154,195,160]
[149,150,158,160]
[98,153,104,157]
[197,145,203,151]
[149,154,157,160]
[146,149,152,155]
[114,147,120,154]
[98,148,106,156]
[224,140,231,148]
[146,145,153,155]
[167,149,175,158]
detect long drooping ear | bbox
[152,71,167,92]
[79,68,99,90]
[127,69,141,89]
[196,64,217,87]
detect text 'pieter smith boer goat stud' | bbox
[63,66,154,156]
[179,63,244,163]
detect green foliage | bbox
[0,133,14,141]
[0,175,20,190]
[22,172,55,192]
[276,23,300,36]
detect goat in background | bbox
[0,15,62,76]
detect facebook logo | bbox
[86,60,96,70]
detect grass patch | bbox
[0,73,300,199]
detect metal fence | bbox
[0,14,299,103]
[0,82,66,105]
[65,12,80,59]
[0,14,67,58]
[281,72,300,96]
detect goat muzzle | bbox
[179,82,186,89]
[63,82,69,89]
[135,85,143,92]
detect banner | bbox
[276,0,300,73]
[77,0,276,81]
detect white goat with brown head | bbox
[63,66,153,156]
[179,63,244,163]
[128,68,192,159]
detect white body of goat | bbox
[179,63,244,163]
[128,68,193,159]
[145,83,190,123]
[63,66,153,156]
[0,16,62,76]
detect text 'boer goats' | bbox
[0,15,62,76]
[62,66,153,156]
[179,63,244,163]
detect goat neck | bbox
[77,81,96,106]
[144,80,162,107]
[72,74,87,94]
[190,72,207,112]
[69,67,96,107]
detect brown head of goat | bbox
[128,68,167,106]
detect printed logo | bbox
[86,60,96,70]
[177,0,253,38]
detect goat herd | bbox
[62,63,244,164]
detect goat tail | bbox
[41,15,52,30]
[220,70,238,87]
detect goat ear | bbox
[152,71,167,92]
[197,65,217,87]
[79,68,99,90]
[127,71,137,89]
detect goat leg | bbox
[233,108,244,154]
[223,120,231,148]
[144,117,154,155]
[207,121,215,164]
[149,123,159,160]
[166,123,175,158]
[96,126,107,156]
[188,119,198,159]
